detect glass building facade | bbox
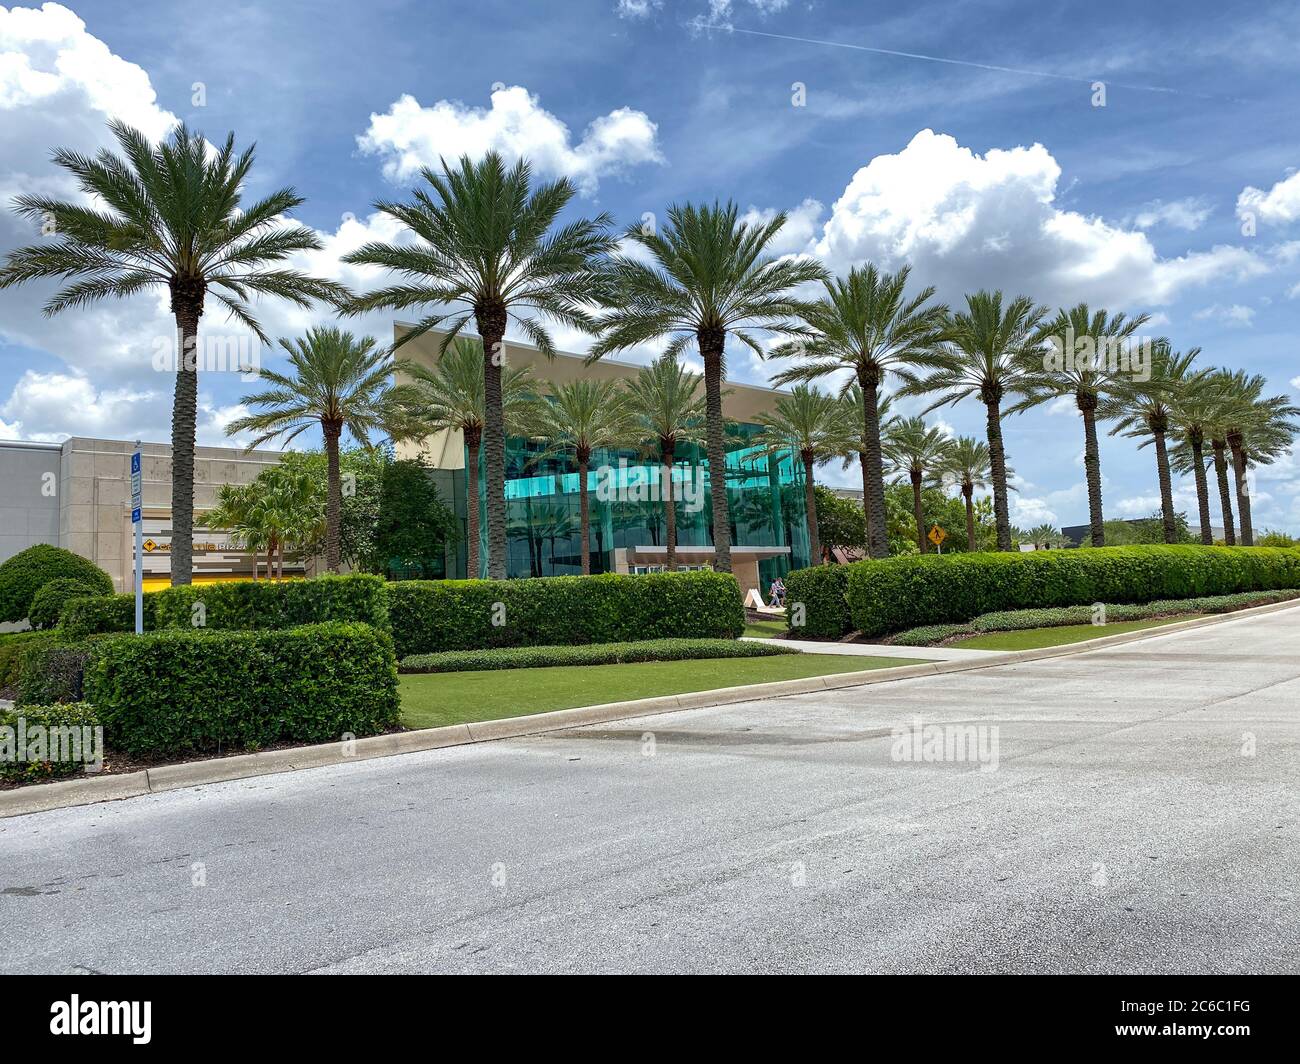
[459,423,810,582]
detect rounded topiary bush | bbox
[28,578,104,629]
[0,545,114,624]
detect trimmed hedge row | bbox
[400,636,798,673]
[782,565,851,640]
[59,592,157,640]
[0,701,100,782]
[835,545,1300,637]
[0,631,55,691]
[83,622,400,758]
[151,574,388,632]
[17,640,92,705]
[884,588,1300,646]
[387,571,745,659]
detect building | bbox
[394,326,809,592]
[0,436,294,592]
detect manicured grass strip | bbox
[399,653,921,729]
[953,617,1194,651]
[743,619,788,639]
[400,637,797,673]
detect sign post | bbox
[928,524,947,555]
[131,443,143,634]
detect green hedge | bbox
[29,578,104,630]
[83,622,400,757]
[386,571,745,659]
[59,592,157,640]
[152,574,388,632]
[782,565,851,639]
[0,702,100,782]
[0,631,55,690]
[17,640,92,705]
[847,546,1300,637]
[0,545,113,623]
[400,637,797,673]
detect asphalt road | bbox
[3,606,1298,974]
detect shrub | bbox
[0,702,100,782]
[400,637,798,673]
[782,565,852,639]
[386,571,745,659]
[29,578,103,630]
[885,623,974,647]
[0,545,113,623]
[845,545,1300,637]
[59,592,157,640]
[152,574,388,632]
[0,631,56,691]
[84,622,400,757]
[17,641,92,705]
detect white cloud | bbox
[739,197,823,257]
[615,0,661,17]
[1193,303,1255,326]
[1237,168,1300,226]
[1131,197,1211,232]
[358,85,664,195]
[794,130,1267,309]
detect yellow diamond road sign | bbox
[142,538,157,553]
[928,524,946,547]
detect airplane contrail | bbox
[697,23,1228,101]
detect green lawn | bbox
[953,615,1197,651]
[400,652,921,729]
[743,618,788,639]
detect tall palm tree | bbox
[1098,343,1201,544]
[1167,369,1223,544]
[527,379,639,575]
[897,291,1047,551]
[838,384,898,551]
[343,152,614,579]
[590,201,825,573]
[225,327,402,573]
[398,337,537,578]
[1013,304,1149,546]
[883,417,954,554]
[1213,370,1300,546]
[940,436,996,551]
[753,385,854,566]
[0,120,347,585]
[623,356,708,572]
[770,264,946,559]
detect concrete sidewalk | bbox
[746,636,1000,662]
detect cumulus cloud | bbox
[776,130,1268,309]
[615,0,661,17]
[1130,197,1211,232]
[739,197,823,257]
[1193,303,1255,326]
[1237,168,1300,226]
[358,85,663,194]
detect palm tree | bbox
[770,265,946,559]
[527,379,639,575]
[1167,369,1223,544]
[399,337,537,578]
[623,356,708,572]
[753,385,854,566]
[1214,370,1300,546]
[1026,523,1071,550]
[940,436,997,551]
[0,120,347,585]
[898,291,1047,551]
[208,482,269,580]
[1013,304,1149,546]
[838,384,898,550]
[225,327,402,573]
[343,152,614,579]
[1098,343,1201,544]
[883,417,954,554]
[590,202,826,574]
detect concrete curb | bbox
[3,596,1296,820]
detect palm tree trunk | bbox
[802,451,821,565]
[858,451,872,550]
[1228,432,1253,546]
[861,371,888,559]
[910,470,927,554]
[578,451,591,575]
[1152,427,1177,544]
[663,440,677,572]
[985,399,1012,551]
[169,292,203,586]
[1190,431,1213,545]
[1212,440,1236,545]
[475,307,509,580]
[464,428,482,579]
[324,421,343,572]
[698,329,731,573]
[963,484,975,551]
[1079,398,1105,547]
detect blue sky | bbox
[2,0,1298,531]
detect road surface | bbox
[2,605,1298,973]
